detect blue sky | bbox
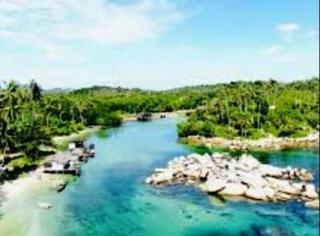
[0,0,318,89]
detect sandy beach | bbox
[0,170,66,236]
[0,169,65,204]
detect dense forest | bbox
[178,78,319,139]
[0,80,208,159]
[0,78,318,180]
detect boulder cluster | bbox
[146,153,319,209]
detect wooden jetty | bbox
[43,141,95,176]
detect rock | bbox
[292,182,305,191]
[154,168,166,173]
[259,164,283,177]
[298,170,313,181]
[266,178,298,195]
[305,199,319,209]
[240,173,268,188]
[302,184,318,199]
[245,187,275,201]
[37,202,52,210]
[274,192,292,201]
[145,152,317,208]
[238,154,260,170]
[279,184,300,195]
[145,177,152,184]
[148,169,175,185]
[199,168,209,180]
[200,178,226,193]
[219,183,248,196]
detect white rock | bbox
[145,177,152,184]
[240,173,268,188]
[150,169,175,184]
[238,154,260,169]
[302,184,319,199]
[219,183,248,196]
[305,199,319,209]
[198,153,214,167]
[259,165,283,177]
[279,184,300,195]
[200,178,226,193]
[245,187,269,201]
[292,182,305,191]
[154,168,166,173]
[199,168,209,179]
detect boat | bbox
[137,112,152,122]
[56,181,68,192]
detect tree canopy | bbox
[177,78,319,139]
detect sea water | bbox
[0,118,319,236]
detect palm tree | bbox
[29,80,42,103]
[0,81,25,164]
[75,100,88,125]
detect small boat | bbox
[56,181,68,192]
[137,112,152,122]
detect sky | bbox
[0,0,319,90]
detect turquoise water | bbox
[1,118,319,235]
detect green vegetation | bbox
[177,78,319,139]
[0,80,209,179]
[0,78,318,180]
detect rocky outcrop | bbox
[186,132,319,151]
[146,153,319,208]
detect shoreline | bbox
[0,126,99,204]
[0,168,66,206]
[52,126,101,149]
[185,132,319,151]
[122,109,193,122]
[0,110,190,197]
[1,115,318,217]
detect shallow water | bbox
[0,118,319,236]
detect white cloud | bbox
[261,45,297,63]
[275,22,300,42]
[0,0,185,45]
[261,45,282,56]
[276,23,300,33]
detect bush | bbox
[7,156,40,178]
[247,128,265,139]
[306,112,319,128]
[263,121,279,136]
[213,125,237,139]
[70,122,85,132]
[96,112,122,127]
[291,129,310,138]
[177,120,205,137]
